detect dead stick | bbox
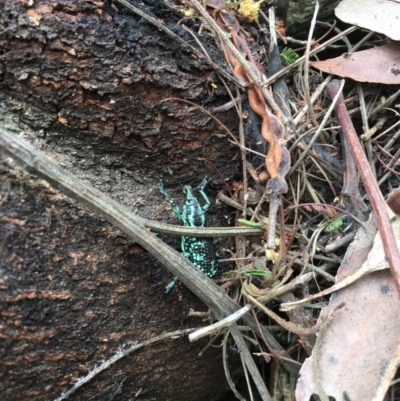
[328,79,400,294]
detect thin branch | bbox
[230,324,273,401]
[222,331,247,401]
[54,329,195,401]
[290,80,345,174]
[328,80,400,294]
[293,75,332,126]
[189,304,253,342]
[303,0,319,127]
[159,97,241,147]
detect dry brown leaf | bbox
[295,214,400,401]
[335,0,400,41]
[304,204,338,217]
[310,42,400,84]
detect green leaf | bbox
[238,219,264,229]
[325,217,345,232]
[242,269,270,276]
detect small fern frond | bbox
[325,216,345,232]
[281,47,299,64]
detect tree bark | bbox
[286,0,341,37]
[0,1,240,400]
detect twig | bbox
[237,89,248,218]
[377,153,400,179]
[340,87,368,216]
[230,324,272,401]
[228,139,267,159]
[280,255,393,310]
[318,21,353,51]
[325,232,355,253]
[303,1,319,127]
[373,119,400,143]
[258,270,323,305]
[159,97,241,147]
[222,331,247,401]
[287,202,366,227]
[358,83,369,133]
[189,304,253,342]
[267,194,280,249]
[349,30,374,53]
[258,9,286,44]
[328,80,400,294]
[290,80,345,174]
[54,328,195,401]
[357,83,378,180]
[377,128,400,187]
[241,349,255,401]
[210,94,246,112]
[293,75,332,126]
[268,7,277,46]
[370,89,400,117]
[145,221,264,237]
[246,294,321,336]
[217,192,263,219]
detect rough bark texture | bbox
[1,159,239,401]
[0,1,241,400]
[286,0,341,37]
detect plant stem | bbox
[328,79,400,294]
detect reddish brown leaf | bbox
[206,0,225,8]
[310,43,400,84]
[304,204,338,217]
[219,10,240,33]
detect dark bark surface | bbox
[2,159,237,401]
[0,1,241,400]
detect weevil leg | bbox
[158,179,183,220]
[165,276,178,293]
[197,177,211,212]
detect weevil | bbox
[158,177,218,292]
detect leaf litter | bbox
[185,2,400,400]
[294,212,400,400]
